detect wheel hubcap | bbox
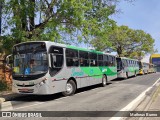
[103,78,106,85]
[66,83,73,93]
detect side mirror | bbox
[48,54,52,68]
[6,54,13,66]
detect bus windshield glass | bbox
[152,58,160,66]
[13,42,48,76]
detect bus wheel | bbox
[143,70,145,75]
[125,72,128,79]
[62,80,76,96]
[102,75,107,87]
[134,71,137,77]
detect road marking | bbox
[109,77,160,120]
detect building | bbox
[150,54,160,72]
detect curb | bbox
[0,93,27,111]
[109,77,160,120]
[0,92,13,103]
[0,93,18,102]
[0,101,13,111]
[0,98,5,103]
[138,82,160,120]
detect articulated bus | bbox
[138,61,150,75]
[11,41,117,95]
[116,57,139,79]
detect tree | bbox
[91,25,155,58]
[1,1,116,42]
[122,29,156,58]
[1,0,135,53]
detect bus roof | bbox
[118,57,138,61]
[150,54,160,58]
[13,41,50,47]
[67,45,104,54]
[13,41,115,56]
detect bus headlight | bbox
[39,78,47,86]
[39,81,44,86]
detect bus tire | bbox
[125,72,128,79]
[134,71,137,77]
[102,75,107,87]
[62,80,76,96]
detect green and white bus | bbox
[12,41,117,96]
[116,57,139,79]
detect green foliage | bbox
[0,36,15,54]
[0,80,9,91]
[2,0,150,59]
[1,0,127,54]
[91,25,155,58]
[1,0,118,45]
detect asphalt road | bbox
[1,73,160,120]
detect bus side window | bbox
[103,55,108,66]
[110,56,113,66]
[98,54,103,66]
[122,60,125,68]
[108,56,112,66]
[89,52,97,66]
[132,61,133,66]
[66,49,79,67]
[79,51,89,67]
[126,60,128,67]
[128,60,130,67]
[112,57,116,66]
[132,61,134,66]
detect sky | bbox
[111,0,160,62]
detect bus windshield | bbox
[152,58,160,66]
[13,42,48,76]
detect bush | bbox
[0,80,9,91]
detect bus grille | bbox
[17,84,35,87]
[18,89,34,93]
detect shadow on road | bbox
[10,93,64,102]
[111,78,124,81]
[10,83,113,102]
[76,83,112,94]
[111,75,140,82]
